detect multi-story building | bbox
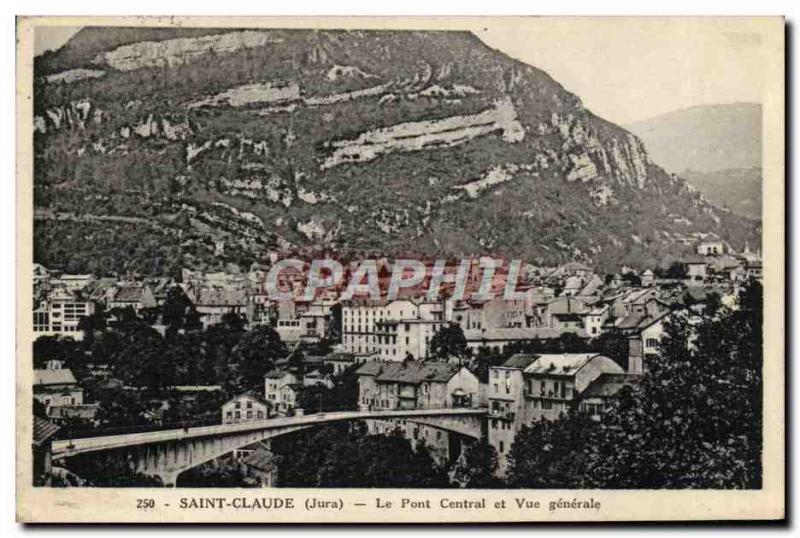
[683,257,709,286]
[487,353,626,473]
[463,326,566,354]
[107,284,158,313]
[615,299,671,373]
[183,285,248,328]
[697,240,726,256]
[451,297,526,331]
[355,360,481,466]
[577,373,643,421]
[355,360,480,411]
[33,366,84,409]
[342,298,448,360]
[33,287,95,341]
[263,370,301,415]
[222,393,270,424]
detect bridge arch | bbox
[52,408,487,486]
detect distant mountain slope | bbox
[625,103,761,174]
[681,168,761,220]
[32,28,759,276]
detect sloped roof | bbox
[580,373,642,398]
[463,327,586,341]
[616,301,670,330]
[356,361,462,384]
[326,352,356,362]
[225,391,271,407]
[355,361,385,377]
[560,261,593,273]
[32,416,61,446]
[264,369,298,380]
[548,297,590,315]
[188,286,247,307]
[619,288,657,305]
[242,446,276,472]
[112,285,147,303]
[33,368,77,386]
[578,275,604,296]
[523,354,601,376]
[501,354,539,370]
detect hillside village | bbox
[31,238,762,485]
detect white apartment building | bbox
[33,287,95,341]
[342,298,449,360]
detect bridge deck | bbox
[52,407,487,457]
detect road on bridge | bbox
[52,407,488,458]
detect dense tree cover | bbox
[176,459,252,488]
[231,325,287,392]
[451,440,502,488]
[506,280,763,489]
[57,453,163,487]
[272,422,449,488]
[470,330,629,371]
[295,365,360,413]
[34,309,289,431]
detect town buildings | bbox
[355,359,481,464]
[355,360,480,411]
[486,353,628,473]
[264,370,302,415]
[33,287,95,341]
[33,366,84,410]
[222,393,270,424]
[342,298,448,360]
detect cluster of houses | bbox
[32,239,762,479]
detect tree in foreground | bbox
[451,440,502,488]
[506,280,763,489]
[428,322,468,362]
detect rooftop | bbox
[356,361,462,384]
[523,353,602,376]
[33,368,77,386]
[580,373,642,399]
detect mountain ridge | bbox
[625,102,761,173]
[32,27,760,276]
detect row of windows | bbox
[41,396,76,406]
[225,410,265,419]
[491,418,513,430]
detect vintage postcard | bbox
[16,16,784,523]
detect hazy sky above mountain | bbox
[34,18,769,125]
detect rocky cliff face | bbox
[32,28,760,275]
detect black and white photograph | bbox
[15,15,784,523]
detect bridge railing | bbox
[54,405,489,445]
[56,418,222,440]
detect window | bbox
[226,411,232,418]
[541,400,553,410]
[235,411,241,418]
[499,441,504,453]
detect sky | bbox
[33,18,768,125]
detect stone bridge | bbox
[52,407,487,485]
